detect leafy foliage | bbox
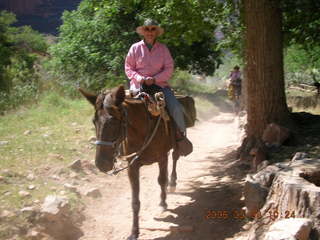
[48,0,139,91]
[0,12,13,92]
[282,0,320,48]
[48,0,231,91]
[281,1,320,85]
[284,44,320,84]
[0,11,48,112]
[217,0,320,56]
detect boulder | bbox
[26,173,36,181]
[0,141,9,145]
[20,207,39,222]
[68,159,82,171]
[40,195,69,220]
[64,183,80,196]
[26,229,44,240]
[0,209,15,219]
[19,190,31,198]
[244,164,280,218]
[245,157,320,239]
[39,195,83,240]
[291,152,308,162]
[85,188,102,198]
[257,160,270,172]
[250,147,267,172]
[262,123,290,147]
[264,232,296,240]
[244,175,269,218]
[267,218,313,240]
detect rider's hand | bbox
[145,77,155,86]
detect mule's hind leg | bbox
[158,156,168,211]
[169,150,179,192]
[127,164,141,240]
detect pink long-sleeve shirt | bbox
[229,70,241,81]
[125,40,174,89]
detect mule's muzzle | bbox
[95,156,114,173]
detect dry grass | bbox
[0,93,94,238]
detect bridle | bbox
[93,95,162,175]
[93,103,128,174]
[94,107,128,149]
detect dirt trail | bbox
[79,113,248,240]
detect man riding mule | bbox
[228,65,242,101]
[79,85,195,240]
[125,18,192,156]
[79,19,195,240]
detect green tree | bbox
[48,0,229,90]
[282,0,320,85]
[240,0,320,155]
[284,44,320,84]
[0,11,48,111]
[244,0,290,139]
[0,12,13,92]
[48,0,140,91]
[282,0,320,48]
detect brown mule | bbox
[79,85,195,240]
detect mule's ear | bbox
[112,85,125,106]
[78,88,97,106]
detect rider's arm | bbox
[152,44,174,86]
[236,71,241,79]
[125,45,145,84]
[229,71,234,79]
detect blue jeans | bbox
[131,83,186,133]
[162,87,186,133]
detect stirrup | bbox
[176,136,193,156]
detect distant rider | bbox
[228,65,242,100]
[124,19,192,156]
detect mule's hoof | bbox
[159,202,168,212]
[168,185,176,193]
[127,235,138,240]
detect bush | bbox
[0,11,48,112]
[284,44,320,85]
[41,91,70,108]
[0,83,38,113]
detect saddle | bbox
[125,86,196,157]
[125,87,196,128]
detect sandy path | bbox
[79,113,247,240]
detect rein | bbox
[111,114,162,175]
[94,101,163,175]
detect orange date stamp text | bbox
[205,209,296,221]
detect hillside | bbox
[0,0,81,34]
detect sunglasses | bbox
[144,27,157,32]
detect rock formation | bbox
[0,0,43,15]
[0,0,81,34]
[244,153,320,239]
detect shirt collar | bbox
[141,40,159,49]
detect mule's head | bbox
[79,85,126,173]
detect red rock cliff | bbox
[1,0,44,15]
[0,0,81,34]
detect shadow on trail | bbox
[178,88,234,114]
[194,90,234,114]
[152,149,248,240]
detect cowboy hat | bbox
[136,19,164,37]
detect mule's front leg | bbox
[158,156,168,210]
[169,150,179,192]
[128,165,140,240]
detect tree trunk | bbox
[244,0,291,140]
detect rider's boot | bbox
[175,130,193,156]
